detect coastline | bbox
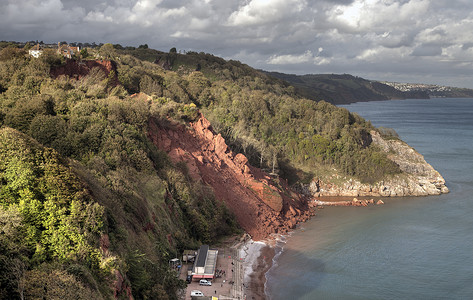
[243,244,275,300]
[239,235,290,300]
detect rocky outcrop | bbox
[314,198,382,207]
[309,131,449,197]
[148,114,312,240]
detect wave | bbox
[264,232,292,299]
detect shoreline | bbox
[238,196,383,299]
[239,235,289,300]
[243,244,275,300]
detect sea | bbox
[265,98,473,300]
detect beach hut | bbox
[191,245,218,279]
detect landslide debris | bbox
[148,113,312,240]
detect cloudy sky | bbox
[2,0,473,88]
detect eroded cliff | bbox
[148,114,312,240]
[50,59,118,84]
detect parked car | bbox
[190,290,204,297]
[199,279,212,286]
[186,275,192,284]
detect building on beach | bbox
[191,245,218,279]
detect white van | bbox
[199,279,212,286]
[190,290,204,297]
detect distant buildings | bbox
[382,81,452,93]
[26,42,80,59]
[57,43,80,59]
[28,44,43,58]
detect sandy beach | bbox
[238,236,288,300]
[243,244,275,300]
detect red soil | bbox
[148,113,312,240]
[50,59,118,85]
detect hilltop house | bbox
[28,44,43,58]
[57,43,80,58]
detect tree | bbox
[138,44,148,49]
[23,268,97,300]
[113,44,124,50]
[169,47,177,54]
[98,43,115,60]
[80,48,88,58]
[23,42,32,51]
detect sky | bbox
[2,0,473,88]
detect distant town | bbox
[381,81,473,98]
[382,81,452,94]
[382,81,452,93]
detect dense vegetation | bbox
[265,72,430,104]
[0,46,239,299]
[0,43,402,299]
[117,47,401,183]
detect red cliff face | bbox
[148,114,312,240]
[50,59,118,85]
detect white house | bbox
[28,44,43,58]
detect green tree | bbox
[80,48,88,58]
[98,43,116,60]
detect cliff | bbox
[309,131,449,197]
[148,114,312,240]
[50,59,118,84]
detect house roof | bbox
[196,245,209,267]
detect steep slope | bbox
[148,114,312,240]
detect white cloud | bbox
[268,50,315,64]
[228,0,306,26]
[327,0,430,33]
[132,0,163,12]
[1,0,84,25]
[268,50,330,65]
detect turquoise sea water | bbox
[266,98,473,300]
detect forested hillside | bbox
[0,46,239,299]
[1,43,403,299]
[265,72,429,104]
[130,47,402,183]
